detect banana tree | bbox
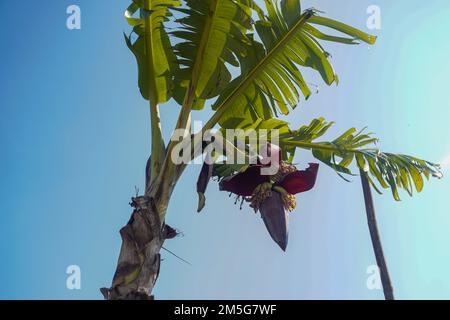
[100,0,442,300]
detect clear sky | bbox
[0,0,449,299]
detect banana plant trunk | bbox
[360,169,395,300]
[100,158,177,300]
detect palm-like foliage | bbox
[213,4,376,129]
[124,0,182,181]
[124,0,180,103]
[280,118,442,200]
[171,0,257,102]
[107,0,443,300]
[123,0,441,207]
[212,118,442,201]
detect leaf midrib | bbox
[190,0,220,91]
[205,10,314,130]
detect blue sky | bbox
[0,0,449,299]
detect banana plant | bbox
[101,0,442,300]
